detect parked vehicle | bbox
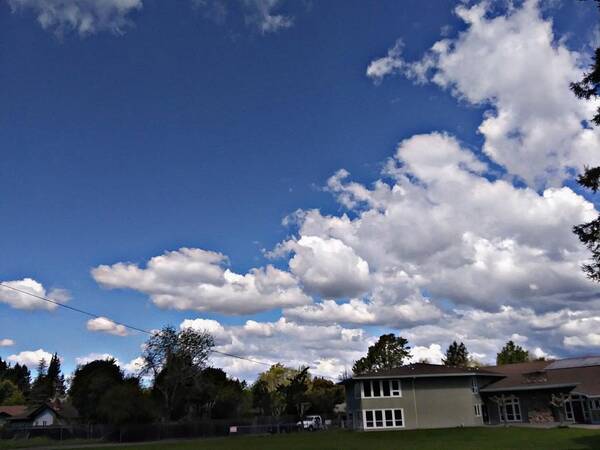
[296,415,324,431]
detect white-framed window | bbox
[474,404,482,417]
[362,379,402,398]
[565,399,574,421]
[471,377,479,394]
[591,399,600,410]
[363,409,404,429]
[498,398,522,422]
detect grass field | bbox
[0,437,101,449]
[63,427,600,450]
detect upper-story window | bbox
[362,379,402,398]
[471,377,479,394]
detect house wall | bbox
[483,389,575,425]
[346,376,487,430]
[32,409,56,427]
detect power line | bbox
[0,283,151,335]
[0,282,272,368]
[0,282,338,379]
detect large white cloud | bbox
[282,235,371,298]
[282,132,598,317]
[179,317,371,380]
[92,247,311,315]
[8,349,54,370]
[7,0,142,36]
[0,278,69,311]
[86,317,129,336]
[367,0,600,188]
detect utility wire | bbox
[0,282,271,368]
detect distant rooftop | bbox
[545,356,600,370]
[350,363,504,380]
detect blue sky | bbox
[1,0,600,380]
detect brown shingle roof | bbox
[0,405,27,417]
[352,363,504,379]
[480,359,600,396]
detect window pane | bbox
[391,380,399,394]
[375,410,383,427]
[394,409,403,427]
[382,380,391,397]
[514,402,521,421]
[363,381,371,397]
[365,410,373,428]
[385,410,394,427]
[373,381,381,397]
[506,404,514,421]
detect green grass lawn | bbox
[62,427,600,450]
[0,437,101,449]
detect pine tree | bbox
[570,2,600,282]
[496,341,529,365]
[443,341,469,366]
[47,353,66,398]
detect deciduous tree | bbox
[142,326,214,420]
[352,334,411,374]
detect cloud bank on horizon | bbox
[2,0,600,380]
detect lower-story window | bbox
[498,398,522,422]
[474,404,482,417]
[363,409,404,429]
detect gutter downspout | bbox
[412,377,419,429]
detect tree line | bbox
[0,326,343,426]
[351,333,540,374]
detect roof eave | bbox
[480,383,579,393]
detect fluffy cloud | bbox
[367,0,600,187]
[0,278,69,311]
[399,306,592,364]
[409,344,444,364]
[281,236,371,298]
[86,317,129,336]
[8,349,53,370]
[92,247,311,315]
[180,318,232,345]
[283,133,598,317]
[75,353,145,375]
[561,317,600,347]
[0,339,15,347]
[179,317,371,380]
[75,352,117,365]
[284,295,441,327]
[7,0,142,36]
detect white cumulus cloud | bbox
[92,247,311,315]
[86,317,129,336]
[367,0,600,187]
[0,278,69,311]
[8,349,54,370]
